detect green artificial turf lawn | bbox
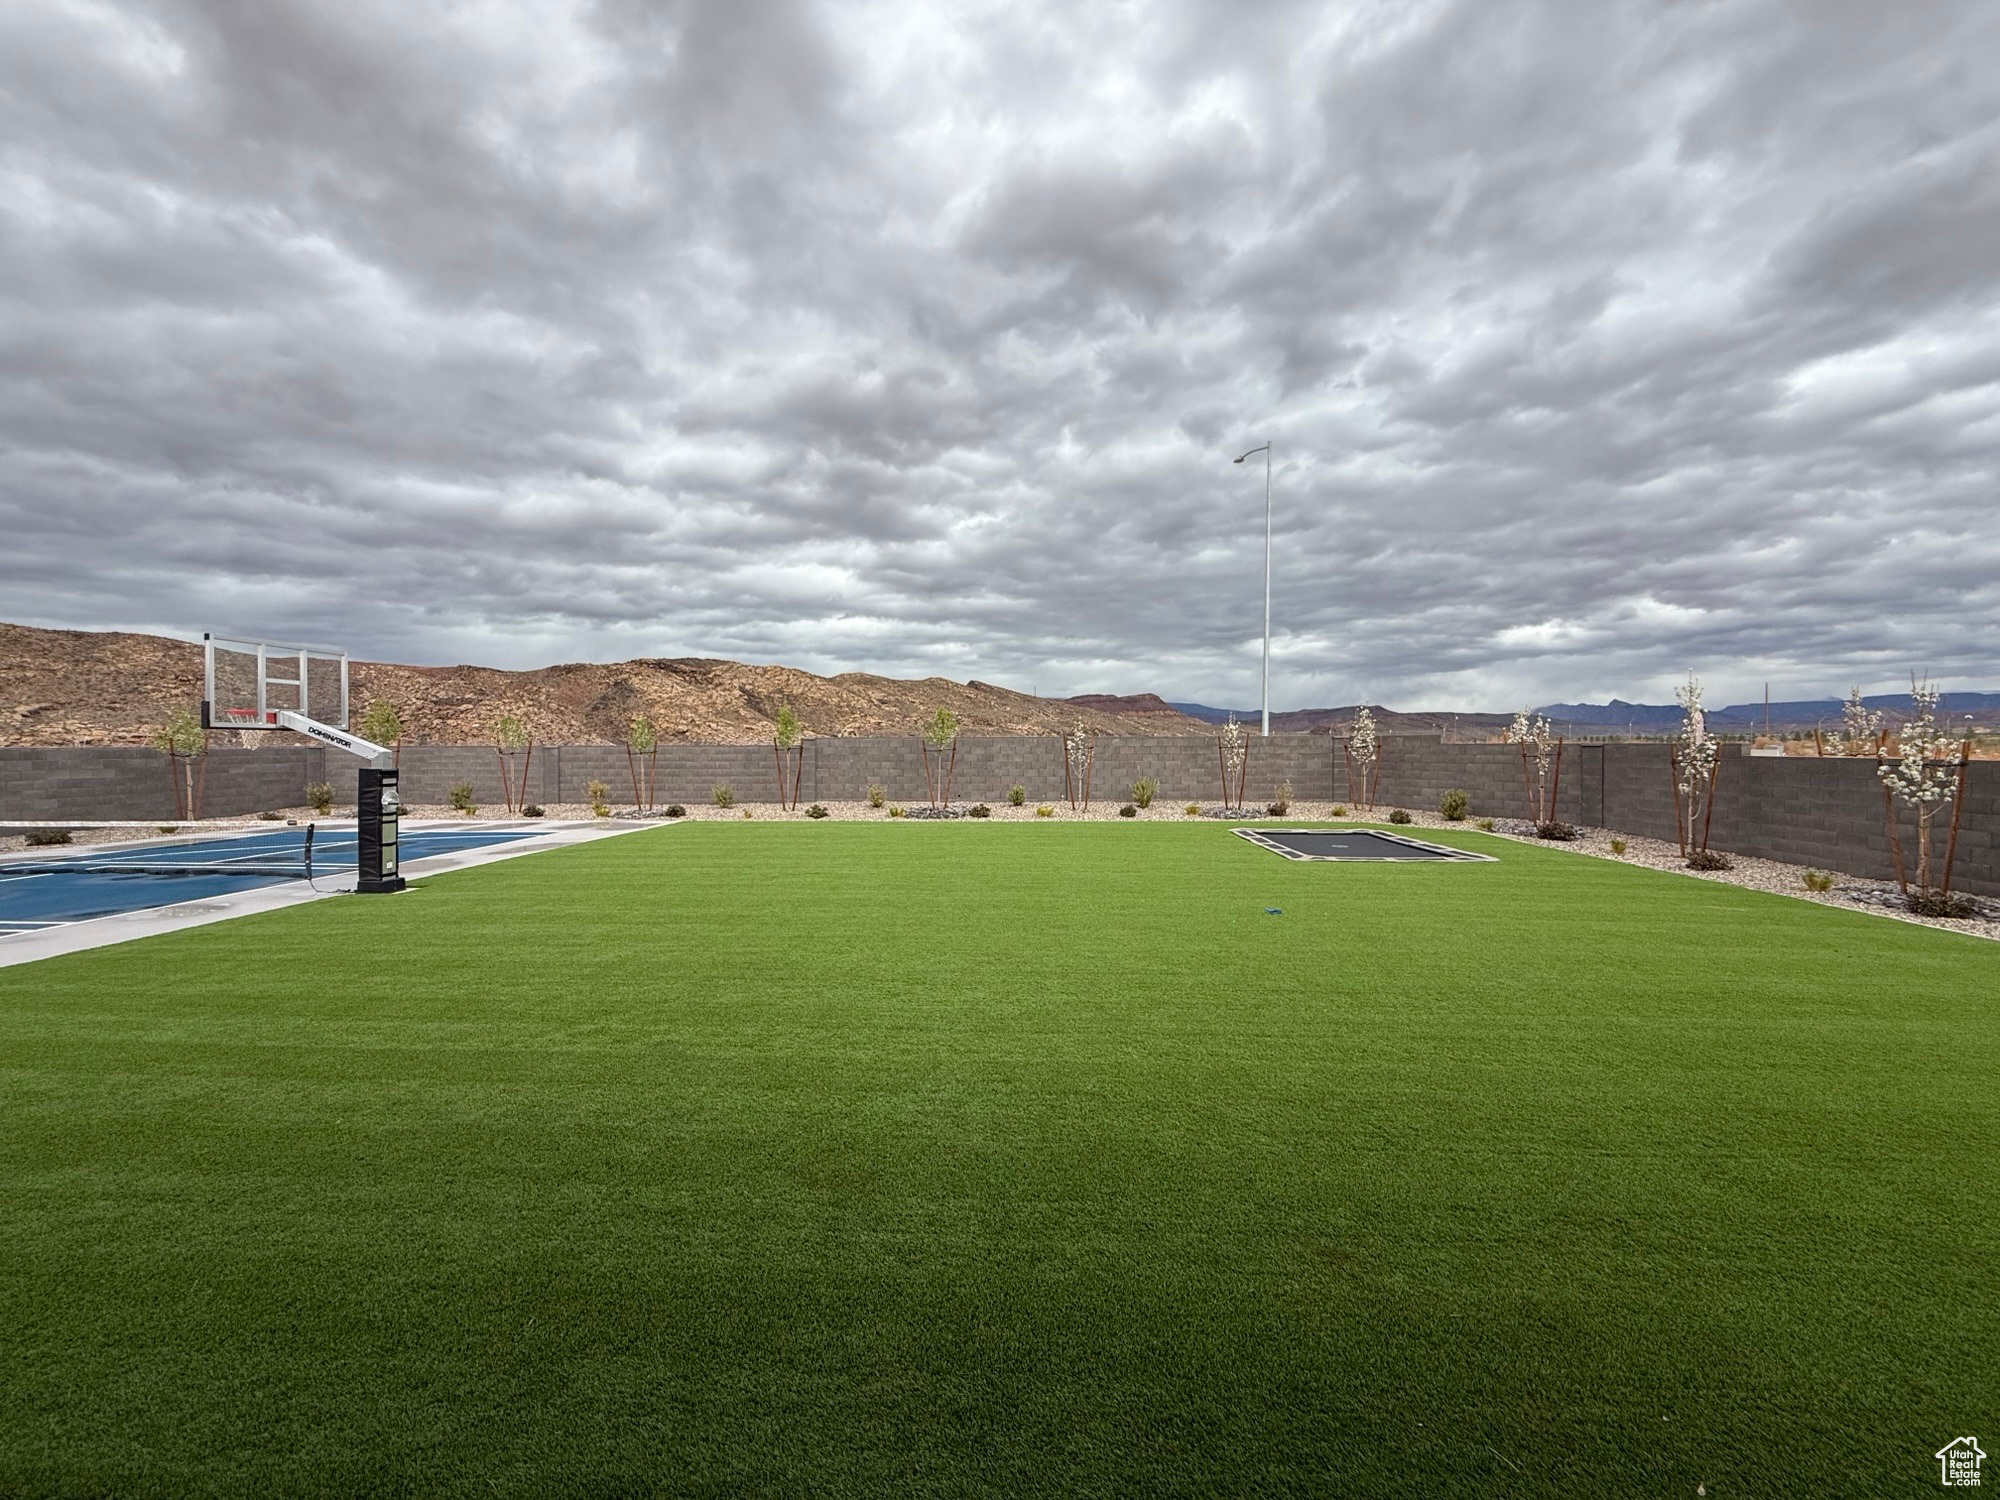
[2,821,1995,1497]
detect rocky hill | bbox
[0,623,1212,747]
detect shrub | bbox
[156,826,178,835]
[26,829,72,847]
[664,804,686,818]
[1802,869,1833,893]
[968,804,991,818]
[305,781,334,815]
[1387,808,1413,825]
[1184,803,1201,817]
[1475,817,1494,831]
[1007,784,1026,807]
[448,781,477,815]
[258,810,284,821]
[1267,780,1292,816]
[1131,777,1157,810]
[1331,805,1348,817]
[1438,788,1469,821]
[1609,836,1628,854]
[888,805,906,818]
[807,804,829,819]
[1119,804,1137,818]
[521,805,545,818]
[1035,804,1055,818]
[712,784,736,809]
[1907,891,1979,918]
[587,779,610,817]
[741,809,753,819]
[1536,821,1577,841]
[1686,849,1733,871]
[867,784,887,809]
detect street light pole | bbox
[1235,443,1273,736]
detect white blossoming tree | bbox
[1218,715,1249,810]
[1063,716,1095,810]
[1669,674,1720,859]
[1343,706,1379,809]
[1505,710,1563,823]
[1825,687,1883,756]
[1877,678,1972,910]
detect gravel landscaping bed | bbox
[1464,813,2000,942]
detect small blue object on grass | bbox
[1264,907,1284,915]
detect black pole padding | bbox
[356,768,405,894]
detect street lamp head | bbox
[1234,444,1270,463]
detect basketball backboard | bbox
[202,634,349,732]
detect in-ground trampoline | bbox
[1233,828,1495,862]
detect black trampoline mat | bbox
[1234,828,1494,862]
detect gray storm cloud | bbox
[2,0,1996,709]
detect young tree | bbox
[923,706,959,748]
[627,716,658,813]
[772,703,805,810]
[359,700,404,765]
[919,707,960,807]
[1505,710,1561,822]
[494,714,533,815]
[1064,716,1095,810]
[1826,686,1882,756]
[774,704,802,749]
[1344,707,1379,810]
[1218,715,1249,810]
[1670,674,1720,860]
[1878,677,1972,912]
[151,708,207,820]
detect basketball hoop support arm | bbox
[274,711,395,769]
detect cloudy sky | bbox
[4,0,1997,710]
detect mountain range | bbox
[1533,693,2000,733]
[1172,693,2000,735]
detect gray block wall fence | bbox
[0,745,330,823]
[5,735,1995,896]
[389,734,1338,810]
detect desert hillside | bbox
[0,623,1212,747]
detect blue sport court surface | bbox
[0,825,544,936]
